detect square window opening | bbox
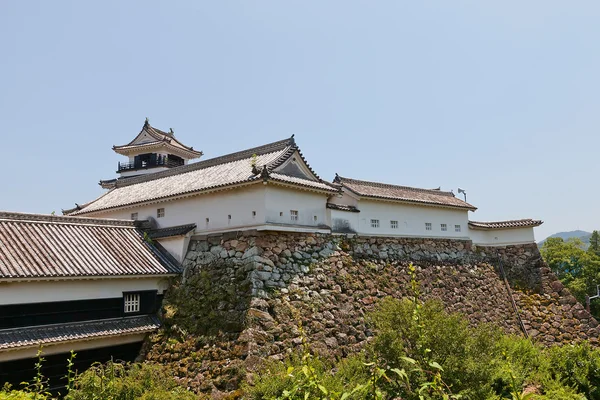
[157,208,165,218]
[371,219,380,228]
[124,294,140,313]
[425,222,432,231]
[290,210,298,221]
[455,225,461,232]
[130,212,138,220]
[441,224,447,231]
[391,220,398,229]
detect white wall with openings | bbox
[96,184,268,233]
[353,199,470,238]
[0,278,170,305]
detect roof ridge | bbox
[336,175,455,197]
[112,136,295,189]
[0,211,138,227]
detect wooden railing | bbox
[118,158,184,172]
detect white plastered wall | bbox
[328,209,360,233]
[353,199,470,238]
[469,227,536,246]
[96,185,267,233]
[264,185,329,226]
[0,278,170,305]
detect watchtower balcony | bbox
[117,154,185,173]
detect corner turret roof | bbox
[112,119,203,159]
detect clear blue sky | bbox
[1,1,598,241]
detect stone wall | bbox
[145,231,599,395]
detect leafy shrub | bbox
[0,389,46,400]
[543,342,600,399]
[65,361,196,400]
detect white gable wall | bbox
[157,236,190,263]
[328,191,359,207]
[469,227,536,246]
[353,199,470,238]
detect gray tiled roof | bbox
[334,175,476,211]
[0,212,180,279]
[326,203,360,212]
[0,315,160,350]
[71,137,337,215]
[468,219,543,230]
[146,223,196,239]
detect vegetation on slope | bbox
[4,260,600,399]
[246,265,600,399]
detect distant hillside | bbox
[538,230,592,247]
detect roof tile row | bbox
[0,212,180,279]
[0,315,160,350]
[468,219,543,230]
[334,175,476,210]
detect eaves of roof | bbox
[114,120,201,157]
[0,315,160,351]
[468,219,543,230]
[326,203,360,213]
[146,223,197,240]
[113,140,203,158]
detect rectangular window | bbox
[252,211,256,218]
[314,215,318,222]
[290,210,298,221]
[390,220,398,229]
[425,222,432,231]
[124,294,140,313]
[441,224,447,231]
[455,224,461,232]
[156,208,165,218]
[371,219,380,228]
[205,217,210,226]
[130,212,138,220]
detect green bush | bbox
[543,342,600,399]
[65,361,196,400]
[369,297,503,398]
[0,390,46,400]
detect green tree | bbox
[589,231,600,256]
[541,236,600,318]
[540,237,588,281]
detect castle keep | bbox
[3,119,581,393]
